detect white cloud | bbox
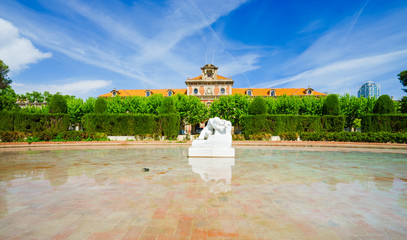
[0,0,253,90]
[0,18,52,73]
[12,79,112,97]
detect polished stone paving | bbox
[0,146,406,239]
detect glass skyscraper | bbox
[358,81,381,98]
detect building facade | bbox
[358,81,381,98]
[100,64,326,101]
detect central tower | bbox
[185,64,234,105]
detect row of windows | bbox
[193,88,226,95]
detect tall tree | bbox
[0,60,12,89]
[398,70,407,93]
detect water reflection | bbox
[188,158,235,193]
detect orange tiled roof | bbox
[99,89,187,98]
[189,75,229,80]
[232,88,326,96]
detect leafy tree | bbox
[299,96,324,115]
[107,96,126,113]
[209,94,250,126]
[373,95,395,114]
[400,96,407,113]
[322,94,340,115]
[145,94,164,115]
[49,94,68,113]
[0,60,12,89]
[0,86,17,111]
[174,94,207,126]
[95,97,108,113]
[248,96,267,115]
[398,70,407,93]
[123,96,146,114]
[158,97,176,114]
[274,95,302,114]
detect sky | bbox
[0,0,407,99]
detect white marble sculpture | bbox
[188,117,235,157]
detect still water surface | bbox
[0,146,406,239]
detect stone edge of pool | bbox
[0,140,406,150]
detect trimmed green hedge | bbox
[0,131,108,142]
[82,113,180,138]
[362,114,407,132]
[0,111,70,132]
[241,115,345,136]
[0,111,14,131]
[300,131,407,143]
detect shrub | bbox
[300,131,407,143]
[400,96,407,114]
[49,94,68,113]
[82,113,180,138]
[322,94,340,115]
[95,97,107,113]
[0,111,14,131]
[0,131,108,142]
[159,113,180,139]
[373,95,395,114]
[248,97,268,115]
[279,132,299,141]
[361,114,407,132]
[241,115,345,137]
[0,131,26,142]
[13,113,70,132]
[159,97,176,114]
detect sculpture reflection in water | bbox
[188,157,235,193]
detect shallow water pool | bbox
[0,146,406,239]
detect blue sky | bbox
[0,0,407,99]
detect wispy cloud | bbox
[0,18,51,74]
[257,6,407,97]
[12,79,112,97]
[0,0,252,90]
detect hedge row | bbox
[241,115,345,136]
[299,131,407,143]
[0,131,108,142]
[362,114,407,133]
[82,113,180,139]
[0,111,70,132]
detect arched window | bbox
[145,90,151,97]
[270,90,275,97]
[167,90,173,96]
[247,89,252,96]
[112,91,117,97]
[193,88,198,94]
[221,88,225,94]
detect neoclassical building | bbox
[100,64,326,103]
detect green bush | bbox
[373,95,395,114]
[49,94,68,113]
[0,111,14,131]
[322,94,340,115]
[279,132,299,141]
[0,131,108,142]
[159,113,180,139]
[82,113,180,138]
[300,131,407,143]
[248,97,268,115]
[361,114,407,132]
[400,96,407,113]
[241,115,345,137]
[13,113,70,132]
[95,97,107,113]
[0,131,26,142]
[159,97,176,114]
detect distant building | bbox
[100,64,326,106]
[358,81,381,98]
